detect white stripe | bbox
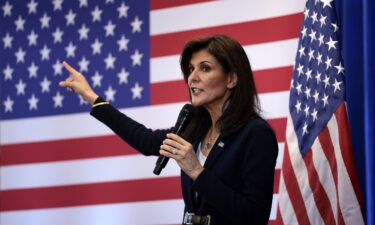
[0,154,180,190]
[285,115,324,224]
[1,92,289,145]
[151,39,299,83]
[311,136,338,223]
[150,0,305,35]
[0,199,185,225]
[276,143,285,169]
[328,114,365,225]
[278,173,299,224]
[1,143,284,190]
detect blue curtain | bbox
[338,0,375,224]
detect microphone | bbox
[153,104,196,175]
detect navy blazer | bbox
[91,101,278,225]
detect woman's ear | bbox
[227,72,238,89]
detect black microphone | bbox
[153,104,196,175]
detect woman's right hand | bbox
[59,61,98,105]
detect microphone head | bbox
[173,104,196,134]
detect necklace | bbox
[204,128,219,150]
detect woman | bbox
[60,35,278,225]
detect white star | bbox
[91,71,103,87]
[40,45,51,61]
[104,20,116,37]
[131,82,143,100]
[2,1,12,17]
[27,30,38,46]
[53,59,64,76]
[296,82,302,95]
[3,33,13,48]
[79,0,88,8]
[333,79,342,93]
[117,2,129,18]
[104,85,116,102]
[318,33,324,46]
[117,35,129,51]
[40,76,51,93]
[78,24,90,40]
[304,87,311,99]
[27,0,38,14]
[3,64,13,80]
[315,72,322,84]
[322,93,329,107]
[78,56,90,72]
[91,6,102,22]
[302,122,309,135]
[78,95,88,105]
[321,0,333,8]
[117,68,129,84]
[334,62,345,74]
[15,79,26,95]
[323,75,330,89]
[311,11,318,24]
[296,64,304,76]
[308,29,316,43]
[53,91,64,108]
[40,13,51,29]
[305,69,312,81]
[313,90,320,103]
[304,9,310,19]
[28,94,39,110]
[308,49,315,61]
[28,62,39,78]
[3,96,14,113]
[106,0,114,3]
[104,53,116,70]
[290,79,294,89]
[319,14,327,27]
[331,23,339,32]
[316,52,323,65]
[295,100,302,113]
[131,49,143,66]
[91,39,102,55]
[131,16,143,33]
[15,47,26,63]
[65,9,76,26]
[65,42,76,58]
[298,46,305,57]
[326,37,337,50]
[304,105,310,117]
[325,56,332,69]
[52,27,64,43]
[52,0,63,11]
[15,16,26,31]
[301,26,307,39]
[311,109,318,122]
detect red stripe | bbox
[335,103,365,216]
[150,0,214,10]
[318,127,346,225]
[281,143,311,225]
[303,149,336,224]
[0,177,181,211]
[151,66,292,105]
[1,118,286,165]
[151,13,302,57]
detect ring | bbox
[172,148,177,155]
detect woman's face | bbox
[187,49,236,110]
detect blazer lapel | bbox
[203,136,226,169]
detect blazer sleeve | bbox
[192,120,278,225]
[90,98,170,156]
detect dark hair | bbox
[180,35,261,139]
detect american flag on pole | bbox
[277,0,365,224]
[1,0,305,224]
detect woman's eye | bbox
[202,66,210,72]
[188,67,194,73]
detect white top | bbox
[196,142,208,166]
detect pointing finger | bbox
[63,61,80,78]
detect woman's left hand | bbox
[160,133,204,180]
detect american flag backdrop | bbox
[0,0,308,224]
[277,0,365,225]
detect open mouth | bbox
[191,87,202,94]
